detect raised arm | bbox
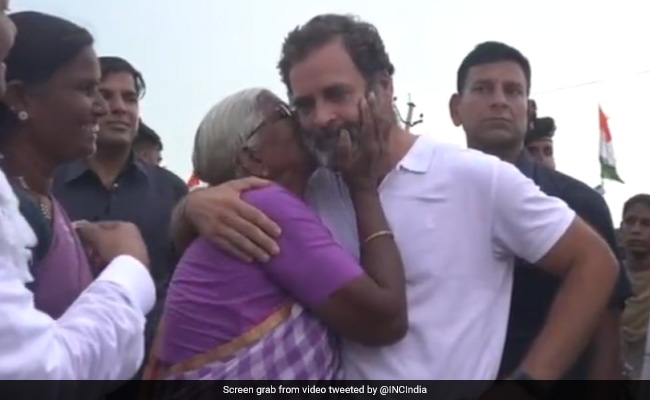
[491,161,619,381]
[246,186,406,346]
[169,178,281,261]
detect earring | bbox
[17,111,28,121]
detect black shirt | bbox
[498,152,632,380]
[52,157,188,343]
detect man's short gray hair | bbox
[192,88,268,185]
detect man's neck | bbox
[87,146,131,187]
[499,146,523,164]
[627,254,650,272]
[2,140,55,195]
[377,126,417,180]
[469,140,523,165]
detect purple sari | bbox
[142,185,366,395]
[32,198,93,318]
[143,304,340,397]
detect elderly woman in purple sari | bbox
[143,88,407,383]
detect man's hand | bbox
[74,221,150,270]
[184,177,281,263]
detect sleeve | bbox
[243,187,364,309]
[490,161,576,264]
[0,255,156,380]
[572,192,632,309]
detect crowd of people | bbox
[0,2,649,400]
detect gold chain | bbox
[17,177,52,221]
[37,197,52,221]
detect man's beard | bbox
[300,122,362,170]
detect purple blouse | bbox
[159,184,363,365]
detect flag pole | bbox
[598,103,605,195]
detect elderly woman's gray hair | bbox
[192,88,271,185]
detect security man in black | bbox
[497,120,632,399]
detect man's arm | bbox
[589,311,624,380]
[573,192,630,380]
[0,255,155,380]
[491,162,619,380]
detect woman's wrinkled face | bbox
[20,45,107,164]
[241,92,317,182]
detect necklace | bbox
[17,177,52,221]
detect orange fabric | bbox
[187,173,201,188]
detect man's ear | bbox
[377,71,393,98]
[449,93,462,127]
[527,99,537,130]
[371,71,394,111]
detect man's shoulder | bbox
[538,168,608,216]
[147,165,186,187]
[146,164,182,182]
[140,165,189,201]
[428,140,511,183]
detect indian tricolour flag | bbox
[598,105,623,183]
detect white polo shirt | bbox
[306,135,575,387]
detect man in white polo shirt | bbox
[170,13,619,399]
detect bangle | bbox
[362,230,393,246]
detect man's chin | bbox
[484,128,520,141]
[96,134,133,149]
[474,129,523,151]
[311,150,336,170]
[626,246,649,257]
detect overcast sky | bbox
[15,0,650,221]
